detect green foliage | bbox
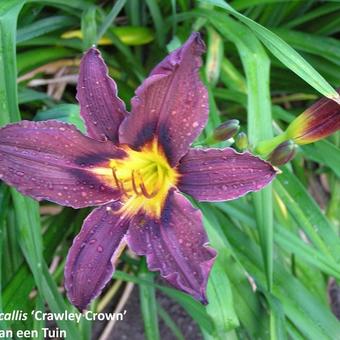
[0,0,339,339]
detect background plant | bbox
[0,0,340,339]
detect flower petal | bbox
[65,202,129,311]
[127,189,216,303]
[178,148,277,201]
[77,48,128,143]
[119,32,208,166]
[0,120,124,208]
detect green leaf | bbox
[0,0,25,124]
[96,0,126,43]
[0,186,10,336]
[81,6,97,50]
[201,0,340,103]
[275,167,340,262]
[18,88,50,104]
[218,207,340,339]
[145,0,165,46]
[139,259,160,340]
[34,103,86,133]
[199,204,239,335]
[17,15,77,43]
[274,28,340,67]
[283,3,340,29]
[275,227,340,280]
[17,47,75,74]
[302,141,340,178]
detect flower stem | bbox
[255,133,288,156]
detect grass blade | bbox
[139,260,160,340]
[96,0,126,43]
[201,0,340,103]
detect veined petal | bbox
[0,120,125,208]
[127,190,216,303]
[77,48,127,143]
[178,148,277,201]
[65,202,129,311]
[119,32,208,167]
[286,90,340,144]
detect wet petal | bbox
[77,48,127,143]
[178,148,277,201]
[65,202,129,311]
[0,120,125,208]
[127,190,216,303]
[119,32,208,166]
[286,90,340,144]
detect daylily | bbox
[0,33,276,311]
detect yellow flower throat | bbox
[92,139,178,219]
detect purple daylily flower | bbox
[0,33,277,311]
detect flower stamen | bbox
[112,167,130,198]
[106,139,178,218]
[132,170,160,198]
[131,170,143,196]
[119,180,131,198]
[111,167,121,190]
[139,181,159,199]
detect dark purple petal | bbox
[178,148,277,201]
[0,120,125,208]
[65,202,129,311]
[127,190,216,303]
[77,48,128,143]
[119,32,208,166]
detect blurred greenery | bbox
[0,0,340,339]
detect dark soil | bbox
[92,286,202,339]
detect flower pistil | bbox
[106,138,179,219]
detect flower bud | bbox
[235,132,248,151]
[286,91,340,145]
[268,140,297,166]
[205,27,224,86]
[204,119,240,145]
[213,119,240,141]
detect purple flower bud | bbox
[268,140,297,166]
[213,119,240,141]
[286,90,340,144]
[235,132,248,150]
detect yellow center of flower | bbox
[93,138,178,219]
